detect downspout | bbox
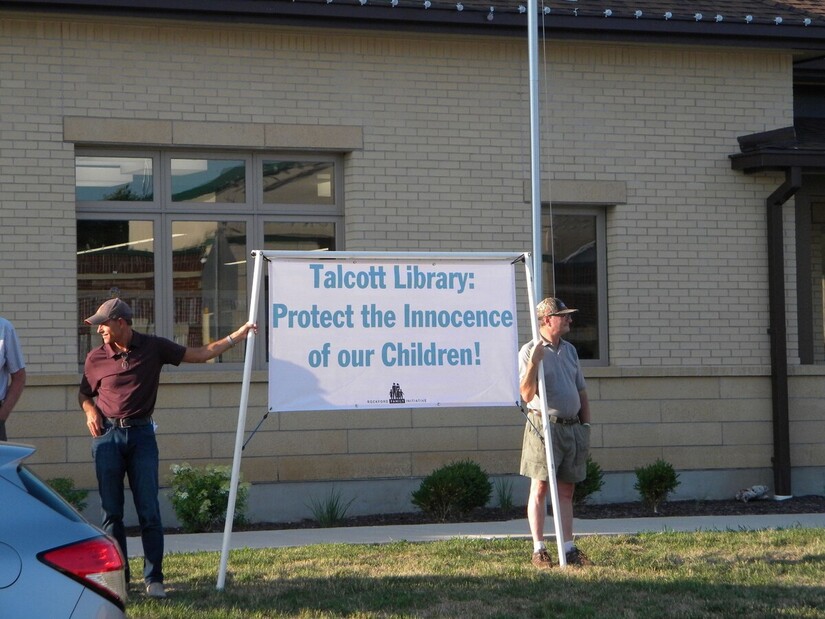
[765,166,801,498]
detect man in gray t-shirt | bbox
[518,298,592,568]
[0,316,26,441]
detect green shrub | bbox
[634,459,680,514]
[306,486,355,527]
[168,463,249,533]
[47,477,89,512]
[573,456,605,505]
[494,477,514,512]
[412,460,492,521]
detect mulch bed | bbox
[141,494,824,535]
[574,494,825,519]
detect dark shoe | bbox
[146,582,167,598]
[531,548,553,569]
[565,547,593,567]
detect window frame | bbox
[546,205,609,367]
[76,148,344,370]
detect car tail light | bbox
[39,536,127,609]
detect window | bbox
[263,222,336,251]
[76,150,342,367]
[794,84,825,122]
[77,218,157,363]
[171,158,246,203]
[262,161,335,205]
[540,207,607,364]
[809,199,825,364]
[170,220,248,356]
[75,156,153,201]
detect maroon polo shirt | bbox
[79,330,186,420]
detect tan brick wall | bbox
[0,13,797,369]
[788,371,825,468]
[1,12,823,502]
[10,368,824,500]
[1,13,800,370]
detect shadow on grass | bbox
[130,577,825,618]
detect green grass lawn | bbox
[126,528,825,618]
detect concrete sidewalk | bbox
[127,512,825,557]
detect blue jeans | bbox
[92,424,164,584]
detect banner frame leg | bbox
[217,250,264,590]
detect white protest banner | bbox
[267,255,520,411]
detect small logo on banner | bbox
[389,382,405,404]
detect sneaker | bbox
[146,582,167,599]
[565,547,593,567]
[531,548,553,569]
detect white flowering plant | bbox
[168,463,250,533]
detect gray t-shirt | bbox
[518,338,585,419]
[0,317,26,401]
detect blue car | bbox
[0,442,127,618]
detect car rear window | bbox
[18,465,85,523]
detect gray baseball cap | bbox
[85,298,133,325]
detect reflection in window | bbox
[261,222,335,359]
[76,219,156,361]
[75,156,153,201]
[171,159,246,203]
[542,212,600,360]
[810,201,825,364]
[262,161,335,205]
[171,221,247,362]
[264,222,336,251]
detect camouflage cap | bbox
[536,297,578,317]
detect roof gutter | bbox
[4,1,825,49]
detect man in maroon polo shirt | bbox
[79,297,256,599]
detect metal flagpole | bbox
[217,250,264,590]
[523,251,567,569]
[528,0,543,302]
[526,0,566,568]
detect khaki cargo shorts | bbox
[519,412,590,484]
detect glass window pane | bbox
[75,156,153,201]
[171,159,246,203]
[263,222,336,251]
[262,161,335,205]
[261,221,335,361]
[542,212,600,360]
[810,200,825,364]
[171,221,247,362]
[77,219,156,361]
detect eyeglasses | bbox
[117,350,130,369]
[544,313,572,320]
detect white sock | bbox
[564,541,575,553]
[533,541,546,553]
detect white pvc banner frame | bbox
[216,250,565,589]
